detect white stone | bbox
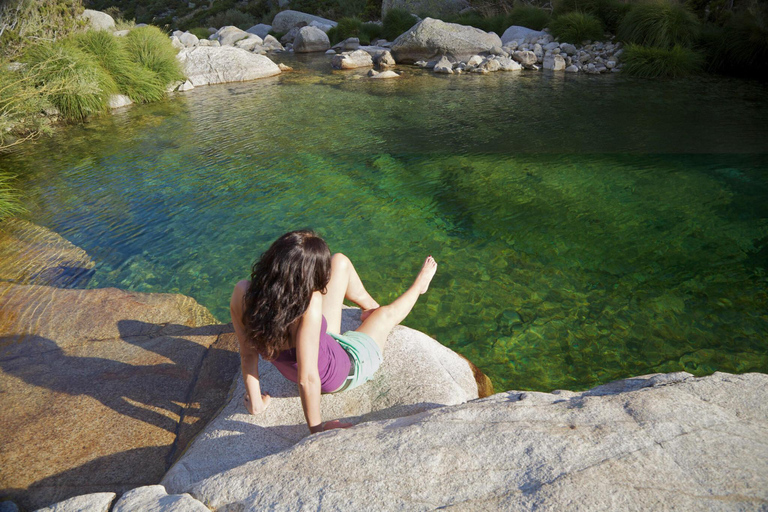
[246,24,272,39]
[543,41,559,51]
[217,26,250,46]
[107,94,132,109]
[543,54,566,71]
[391,17,503,64]
[501,25,547,45]
[112,486,207,512]
[179,32,199,47]
[271,10,337,33]
[533,43,543,61]
[277,63,293,71]
[184,372,768,511]
[467,54,483,67]
[293,26,330,53]
[512,50,537,67]
[173,30,184,38]
[261,35,284,51]
[498,56,522,71]
[197,39,212,47]
[34,493,115,512]
[235,36,264,51]
[170,36,183,50]
[606,60,616,69]
[565,64,579,72]
[331,49,374,70]
[162,309,482,493]
[432,55,454,73]
[370,70,400,79]
[79,9,115,31]
[176,46,281,86]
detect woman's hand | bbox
[244,392,271,415]
[309,419,353,434]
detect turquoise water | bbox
[3,55,768,391]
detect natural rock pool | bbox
[3,54,767,392]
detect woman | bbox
[230,230,437,434]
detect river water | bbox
[3,54,767,391]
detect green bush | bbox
[123,26,185,87]
[553,0,630,33]
[383,8,419,40]
[444,13,509,35]
[23,42,117,120]
[361,22,384,43]
[509,5,551,31]
[0,172,26,220]
[0,0,85,59]
[0,63,52,150]
[621,43,704,77]
[618,1,701,49]
[701,2,768,79]
[327,17,364,44]
[72,30,166,104]
[550,11,604,43]
[206,8,255,30]
[188,27,212,40]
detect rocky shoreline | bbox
[1,219,766,511]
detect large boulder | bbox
[391,18,503,64]
[293,26,331,53]
[0,283,240,510]
[176,46,281,86]
[112,486,207,512]
[0,218,94,287]
[181,372,768,510]
[162,308,487,493]
[501,25,548,45]
[331,49,374,69]
[215,25,251,46]
[271,10,337,33]
[78,9,115,31]
[382,0,469,18]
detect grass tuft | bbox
[123,26,185,87]
[621,43,704,77]
[188,27,212,40]
[509,5,551,31]
[554,0,630,33]
[550,11,604,43]
[618,1,701,49]
[0,172,26,220]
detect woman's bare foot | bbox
[416,256,438,294]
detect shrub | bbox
[618,1,701,49]
[701,2,768,79]
[550,11,604,43]
[23,41,117,120]
[383,8,419,40]
[327,17,364,44]
[621,43,704,77]
[509,5,551,31]
[361,22,384,43]
[0,63,51,150]
[72,30,166,104]
[206,8,255,30]
[123,26,185,87]
[0,0,85,59]
[0,172,26,220]
[553,0,630,33]
[444,13,510,35]
[188,27,211,40]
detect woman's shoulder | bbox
[230,280,250,314]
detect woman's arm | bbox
[231,280,270,415]
[296,290,324,432]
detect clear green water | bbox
[3,55,768,392]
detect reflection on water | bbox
[3,54,767,391]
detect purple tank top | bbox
[271,315,351,393]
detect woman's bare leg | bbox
[355,256,437,351]
[322,253,379,335]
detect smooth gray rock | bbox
[391,17,503,64]
[177,46,281,86]
[107,94,132,109]
[331,49,373,69]
[186,372,768,511]
[498,56,522,71]
[543,54,566,71]
[235,35,264,51]
[432,55,453,73]
[162,308,480,494]
[79,9,115,31]
[565,64,579,72]
[112,486,207,512]
[246,23,272,39]
[280,26,301,44]
[261,34,284,51]
[512,50,537,67]
[369,70,400,79]
[34,493,115,512]
[178,32,199,47]
[560,43,578,55]
[333,37,360,52]
[293,26,330,53]
[271,10,337,33]
[216,26,250,46]
[501,25,547,45]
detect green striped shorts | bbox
[329,330,383,392]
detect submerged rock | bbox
[185,372,768,511]
[176,46,281,86]
[391,17,503,64]
[107,94,132,109]
[162,308,487,493]
[331,49,374,69]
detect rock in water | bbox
[498,56,522,71]
[107,94,132,108]
[391,18,503,64]
[512,50,537,67]
[432,55,454,73]
[162,308,487,493]
[543,54,566,71]
[184,372,768,511]
[331,49,374,69]
[177,46,281,86]
[271,10,337,33]
[78,9,115,31]
[293,26,331,53]
[370,70,400,79]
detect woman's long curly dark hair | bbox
[242,230,332,360]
